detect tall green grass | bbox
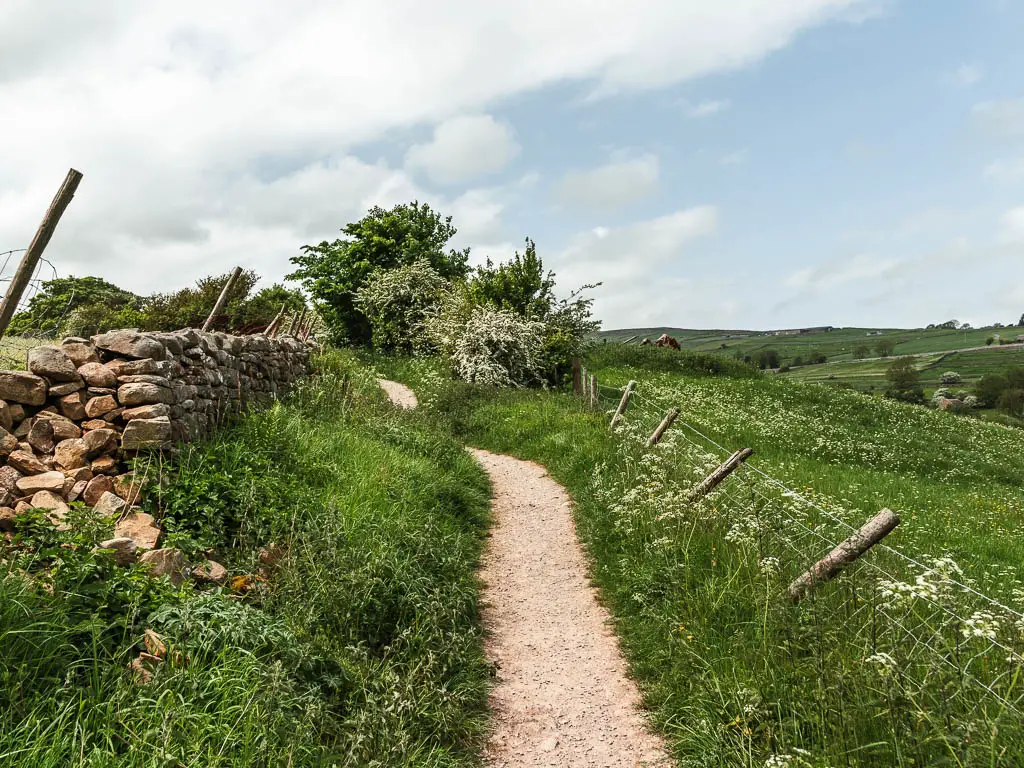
[378,348,1024,767]
[0,350,491,767]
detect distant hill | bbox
[595,324,1024,368]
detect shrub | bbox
[427,300,546,387]
[940,371,962,386]
[355,260,448,354]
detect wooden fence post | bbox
[686,448,753,502]
[0,168,83,340]
[788,508,900,602]
[572,358,582,395]
[581,367,589,400]
[589,374,598,409]
[202,266,242,332]
[265,303,287,337]
[646,408,679,447]
[288,309,303,336]
[610,380,636,429]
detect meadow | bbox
[380,345,1024,767]
[0,350,491,767]
[597,324,1024,366]
[782,345,1024,394]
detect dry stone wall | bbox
[0,328,311,536]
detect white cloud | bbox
[721,149,750,166]
[554,155,659,211]
[783,252,898,291]
[683,98,731,118]
[405,115,520,184]
[999,206,1024,243]
[945,63,984,88]
[0,0,874,293]
[972,98,1024,141]
[984,157,1024,183]
[551,206,719,326]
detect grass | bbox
[379,346,1024,767]
[596,324,1024,366]
[0,349,491,767]
[783,345,1024,394]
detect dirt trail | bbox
[377,378,418,408]
[377,380,669,767]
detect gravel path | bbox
[377,379,669,767]
[377,378,418,408]
[472,448,670,768]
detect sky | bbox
[1,0,1023,332]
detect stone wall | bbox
[0,328,311,534]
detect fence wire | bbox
[0,248,63,370]
[581,376,1024,722]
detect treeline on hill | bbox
[9,271,306,338]
[288,201,599,387]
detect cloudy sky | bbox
[2,1,1023,331]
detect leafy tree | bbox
[986,336,995,346]
[999,389,1024,418]
[235,284,306,334]
[874,338,896,357]
[288,202,471,344]
[884,357,924,403]
[1019,312,1024,326]
[141,270,261,332]
[465,239,599,385]
[755,349,781,369]
[852,344,870,359]
[9,276,140,336]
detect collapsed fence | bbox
[572,364,1024,759]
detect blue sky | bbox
[1,0,1022,330]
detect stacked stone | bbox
[0,328,311,548]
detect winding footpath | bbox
[378,380,670,768]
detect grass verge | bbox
[0,349,491,767]
[376,348,1024,767]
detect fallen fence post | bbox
[610,380,636,429]
[788,508,900,603]
[265,303,287,337]
[572,358,582,395]
[686,448,753,502]
[646,408,679,447]
[202,266,242,332]
[0,168,83,340]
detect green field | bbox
[598,324,1024,366]
[783,345,1024,392]
[381,345,1024,767]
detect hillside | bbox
[598,323,1024,365]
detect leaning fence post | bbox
[572,358,582,395]
[288,309,303,336]
[610,380,636,429]
[0,168,83,340]
[686,448,753,502]
[647,408,679,447]
[788,508,900,602]
[265,303,287,337]
[202,266,242,332]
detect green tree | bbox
[885,356,924,403]
[467,239,555,318]
[755,349,781,369]
[999,389,1024,418]
[8,276,140,336]
[852,344,870,359]
[288,202,471,344]
[141,270,261,332]
[235,284,306,333]
[355,260,449,354]
[875,338,896,357]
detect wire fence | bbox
[579,373,1024,729]
[0,248,65,370]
